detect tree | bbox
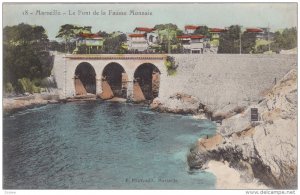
[103,33,127,54]
[3,23,53,94]
[3,23,49,47]
[154,23,181,53]
[49,40,65,52]
[154,23,178,31]
[218,25,259,54]
[56,24,91,53]
[241,32,257,54]
[97,30,110,38]
[271,27,297,52]
[193,26,210,38]
[218,25,241,53]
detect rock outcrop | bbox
[3,93,60,113]
[188,69,297,189]
[150,93,206,114]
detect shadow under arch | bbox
[101,62,128,99]
[133,63,161,101]
[74,62,96,95]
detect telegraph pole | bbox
[167,26,171,54]
[239,26,242,54]
[239,31,242,54]
[268,23,271,52]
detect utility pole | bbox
[239,31,242,54]
[167,26,171,54]
[239,26,242,54]
[268,23,271,52]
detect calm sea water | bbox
[3,101,216,189]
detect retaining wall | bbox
[159,54,297,111]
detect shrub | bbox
[5,82,14,93]
[164,56,178,76]
[17,78,41,94]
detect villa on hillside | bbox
[177,34,206,54]
[184,25,201,34]
[73,33,104,54]
[246,27,274,41]
[181,25,225,53]
[127,27,159,52]
[209,28,226,47]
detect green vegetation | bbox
[240,31,257,54]
[56,24,91,53]
[5,82,14,93]
[218,25,242,53]
[16,78,41,94]
[55,24,128,54]
[254,39,272,54]
[164,56,177,76]
[193,25,210,38]
[155,23,183,53]
[254,27,297,54]
[3,23,53,94]
[219,25,272,54]
[270,27,297,53]
[103,33,127,54]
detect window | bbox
[149,35,154,42]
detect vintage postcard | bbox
[2,2,298,192]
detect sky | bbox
[3,3,298,40]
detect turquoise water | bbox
[3,101,216,189]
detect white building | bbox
[184,25,200,34]
[127,34,148,52]
[73,33,104,54]
[127,27,159,52]
[177,35,206,54]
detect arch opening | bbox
[133,63,160,101]
[74,62,96,95]
[101,62,128,99]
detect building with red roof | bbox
[246,28,264,33]
[177,34,206,54]
[209,28,226,33]
[184,25,201,34]
[74,33,104,54]
[77,33,103,39]
[128,34,146,38]
[127,27,159,52]
[255,27,274,40]
[245,27,273,41]
[134,27,156,34]
[208,28,226,47]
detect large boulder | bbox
[150,93,205,114]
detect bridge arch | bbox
[100,62,128,99]
[133,63,161,101]
[74,62,96,95]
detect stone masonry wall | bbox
[159,54,297,111]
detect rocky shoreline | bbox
[3,93,99,114]
[187,69,297,189]
[3,94,61,114]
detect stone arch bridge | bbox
[52,54,167,101]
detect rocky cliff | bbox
[187,69,297,189]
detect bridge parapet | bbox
[64,54,167,60]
